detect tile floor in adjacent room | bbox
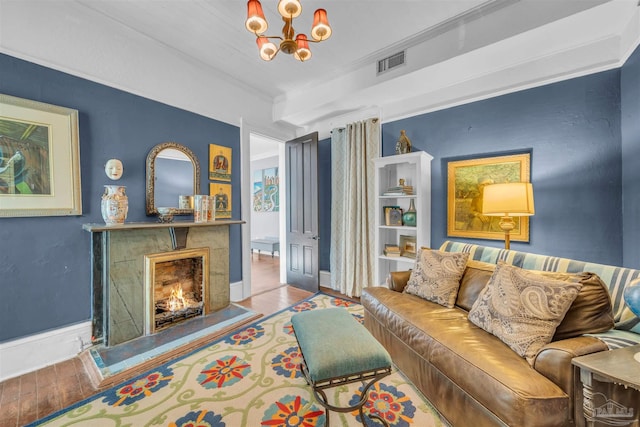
[0,253,346,427]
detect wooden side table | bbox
[572,344,640,427]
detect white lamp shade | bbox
[482,182,535,216]
[278,0,302,18]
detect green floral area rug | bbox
[29,293,449,427]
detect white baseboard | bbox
[0,321,92,382]
[320,270,331,287]
[230,280,244,302]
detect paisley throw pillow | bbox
[403,249,469,308]
[468,262,583,365]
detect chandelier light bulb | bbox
[294,34,311,61]
[278,0,302,18]
[245,0,268,34]
[311,8,331,41]
[257,37,278,61]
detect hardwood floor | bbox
[0,255,342,427]
[249,252,285,295]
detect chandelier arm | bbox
[254,35,284,41]
[254,35,325,44]
[272,44,282,58]
[263,47,282,60]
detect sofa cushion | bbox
[539,271,614,340]
[387,270,412,292]
[456,260,495,311]
[468,262,583,365]
[404,248,469,308]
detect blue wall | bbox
[621,45,640,268]
[0,53,241,343]
[318,138,332,271]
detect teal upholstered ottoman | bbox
[291,307,392,426]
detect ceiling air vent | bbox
[377,51,406,75]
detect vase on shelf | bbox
[402,199,417,226]
[101,185,128,225]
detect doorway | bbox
[249,133,284,295]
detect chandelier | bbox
[245,0,332,62]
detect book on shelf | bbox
[383,185,414,196]
[384,244,401,256]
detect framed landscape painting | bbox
[0,93,81,217]
[447,152,531,242]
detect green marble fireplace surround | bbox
[83,221,242,347]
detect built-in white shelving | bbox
[373,151,433,286]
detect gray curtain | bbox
[330,118,380,297]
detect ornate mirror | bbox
[146,142,200,216]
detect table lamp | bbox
[482,182,535,250]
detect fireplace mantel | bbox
[84,220,243,347]
[83,219,243,232]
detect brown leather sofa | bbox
[361,257,616,427]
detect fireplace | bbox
[84,222,236,347]
[144,248,210,334]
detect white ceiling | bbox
[1,0,639,140]
[251,134,281,160]
[78,0,491,97]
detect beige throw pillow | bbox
[468,262,583,365]
[403,249,469,308]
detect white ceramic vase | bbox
[101,185,128,225]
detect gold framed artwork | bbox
[209,144,231,182]
[210,183,231,219]
[447,152,531,242]
[0,93,81,217]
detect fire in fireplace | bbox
[144,248,210,334]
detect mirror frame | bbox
[146,141,200,216]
